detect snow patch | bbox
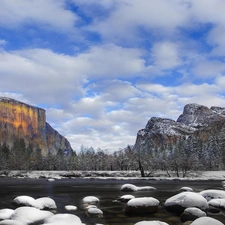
[184,207,206,217]
[10,206,53,225]
[0,209,14,220]
[190,217,224,225]
[82,196,99,204]
[43,213,84,225]
[165,192,208,210]
[127,197,159,207]
[199,189,225,201]
[120,184,156,192]
[13,196,57,210]
[134,221,169,225]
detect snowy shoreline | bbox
[0,170,225,181]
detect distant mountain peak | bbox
[134,103,225,158]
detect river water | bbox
[0,178,224,225]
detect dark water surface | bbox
[0,178,224,225]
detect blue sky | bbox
[1,0,225,152]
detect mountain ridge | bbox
[0,97,73,156]
[133,103,225,170]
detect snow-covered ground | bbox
[0,170,225,181]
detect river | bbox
[0,178,224,224]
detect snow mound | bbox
[0,219,23,225]
[47,179,55,182]
[119,195,135,202]
[127,197,159,207]
[120,184,156,192]
[165,192,208,211]
[0,209,14,220]
[134,221,169,225]
[85,205,97,209]
[190,217,224,225]
[43,213,84,225]
[180,187,193,192]
[11,206,53,225]
[184,207,206,217]
[82,196,99,204]
[64,205,77,211]
[199,189,225,201]
[13,196,57,209]
[87,208,103,217]
[35,197,57,209]
[138,186,157,191]
[121,184,138,192]
[13,196,35,207]
[208,198,225,209]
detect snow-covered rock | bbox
[43,213,84,225]
[35,197,57,209]
[13,196,36,207]
[13,196,56,210]
[0,219,23,225]
[190,217,224,225]
[119,195,135,202]
[82,196,99,204]
[120,184,138,192]
[137,186,157,191]
[0,209,14,220]
[126,197,159,214]
[199,189,225,201]
[64,205,77,211]
[120,184,156,192]
[85,205,97,209]
[184,207,206,217]
[180,187,193,192]
[10,206,53,225]
[208,198,225,210]
[165,192,208,214]
[134,221,169,225]
[87,208,103,217]
[180,207,206,223]
[47,179,55,182]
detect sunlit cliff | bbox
[0,97,73,156]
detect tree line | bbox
[1,133,225,177]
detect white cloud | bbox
[76,44,146,77]
[192,57,225,78]
[190,0,225,25]
[0,48,85,105]
[0,0,78,30]
[87,0,191,43]
[2,0,225,153]
[207,25,225,56]
[151,42,182,70]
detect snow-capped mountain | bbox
[134,103,225,162]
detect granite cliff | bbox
[134,103,225,168]
[0,97,73,156]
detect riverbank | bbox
[1,170,225,181]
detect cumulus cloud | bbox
[86,0,191,43]
[151,42,182,70]
[0,48,85,105]
[0,0,78,31]
[1,0,225,152]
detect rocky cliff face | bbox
[0,97,73,156]
[134,103,225,154]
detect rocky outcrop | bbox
[134,103,225,167]
[0,97,73,156]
